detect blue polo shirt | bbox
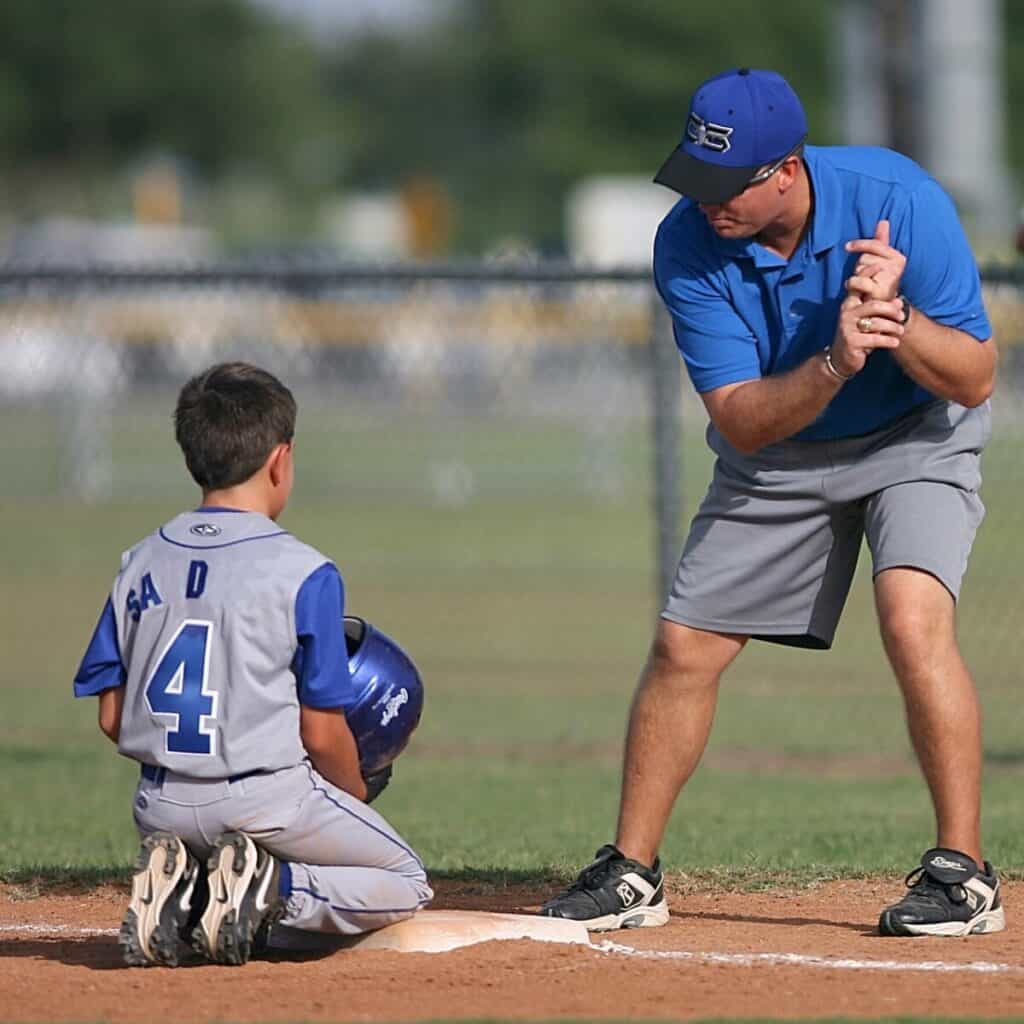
[653,145,991,441]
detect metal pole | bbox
[835,0,889,146]
[918,0,1016,241]
[648,291,682,606]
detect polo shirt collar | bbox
[804,146,843,256]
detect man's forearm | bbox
[892,308,995,407]
[709,351,843,454]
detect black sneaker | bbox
[879,847,1005,937]
[120,832,200,967]
[191,832,286,965]
[540,844,669,931]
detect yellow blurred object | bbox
[400,176,452,259]
[133,163,182,225]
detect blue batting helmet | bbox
[343,616,425,775]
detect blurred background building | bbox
[0,0,1018,265]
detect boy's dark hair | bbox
[175,362,296,490]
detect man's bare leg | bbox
[615,618,746,867]
[874,567,983,864]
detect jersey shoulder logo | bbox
[190,523,221,537]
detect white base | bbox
[331,910,592,953]
[267,910,591,954]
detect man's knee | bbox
[880,605,939,656]
[876,571,956,666]
[645,618,744,686]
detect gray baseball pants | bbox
[132,759,432,938]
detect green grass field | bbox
[3,397,1024,887]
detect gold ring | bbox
[857,316,873,333]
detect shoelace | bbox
[903,866,968,907]
[570,852,622,891]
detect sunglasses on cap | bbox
[740,136,807,191]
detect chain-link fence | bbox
[2,263,1024,609]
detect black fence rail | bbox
[2,261,1022,604]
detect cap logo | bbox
[687,112,733,153]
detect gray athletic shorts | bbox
[663,400,991,649]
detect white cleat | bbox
[192,832,285,964]
[119,832,198,967]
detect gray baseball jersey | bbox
[74,506,432,935]
[75,508,354,776]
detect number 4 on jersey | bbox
[145,620,218,755]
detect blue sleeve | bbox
[653,217,762,393]
[895,181,992,341]
[73,597,126,697]
[292,562,355,709]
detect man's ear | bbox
[777,156,802,194]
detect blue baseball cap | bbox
[654,68,807,204]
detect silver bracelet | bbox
[823,346,855,382]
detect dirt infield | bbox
[1,878,1021,1022]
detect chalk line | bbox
[2,921,1020,975]
[595,939,1024,974]
[0,923,118,937]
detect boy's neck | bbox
[199,486,278,521]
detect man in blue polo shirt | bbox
[541,68,1000,937]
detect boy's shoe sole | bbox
[192,832,284,965]
[119,832,198,967]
